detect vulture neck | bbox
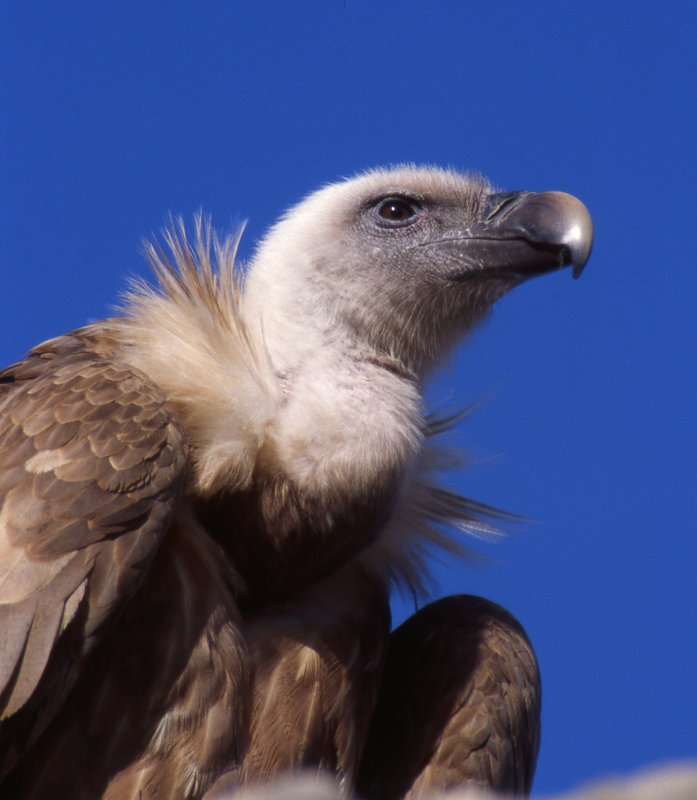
[120,266,426,516]
[246,299,426,505]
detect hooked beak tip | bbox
[543,191,594,279]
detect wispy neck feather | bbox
[358,413,512,599]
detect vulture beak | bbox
[452,190,593,281]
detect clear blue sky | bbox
[2,2,695,793]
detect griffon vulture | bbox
[0,166,592,799]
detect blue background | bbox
[2,2,695,793]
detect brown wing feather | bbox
[232,564,390,795]
[4,515,247,800]
[357,595,541,799]
[0,331,189,775]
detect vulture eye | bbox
[375,196,420,225]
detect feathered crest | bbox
[119,215,281,495]
[138,213,245,334]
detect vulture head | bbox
[244,166,592,377]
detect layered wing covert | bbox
[0,331,188,773]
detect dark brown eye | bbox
[377,197,418,222]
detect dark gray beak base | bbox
[479,190,594,279]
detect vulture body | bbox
[0,167,592,799]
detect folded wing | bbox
[0,331,188,774]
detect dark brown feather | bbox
[3,518,247,800]
[357,595,541,799]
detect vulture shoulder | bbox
[0,330,188,774]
